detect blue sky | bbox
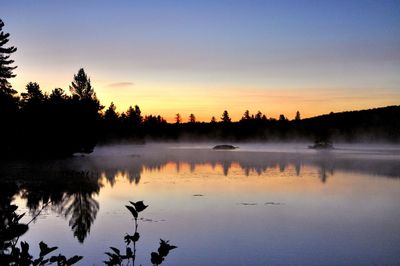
[2,0,400,120]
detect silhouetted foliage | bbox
[0,67,103,157]
[104,201,176,266]
[0,203,82,265]
[150,239,177,266]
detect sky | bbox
[1,0,400,122]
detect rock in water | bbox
[212,145,238,150]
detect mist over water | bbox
[4,142,400,265]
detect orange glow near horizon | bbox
[10,74,400,123]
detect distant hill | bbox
[301,105,400,142]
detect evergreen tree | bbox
[49,88,68,102]
[279,114,287,121]
[241,110,251,121]
[104,102,119,122]
[126,105,142,126]
[70,68,96,100]
[221,110,231,123]
[68,68,102,153]
[21,82,45,104]
[0,19,18,155]
[0,19,17,95]
[175,113,181,124]
[255,111,263,120]
[189,113,196,123]
[295,111,301,121]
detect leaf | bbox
[32,258,42,266]
[132,232,140,242]
[4,224,29,240]
[16,213,26,222]
[39,241,58,257]
[66,255,83,265]
[125,205,138,219]
[124,232,140,245]
[49,256,59,263]
[150,252,163,265]
[20,241,30,253]
[57,254,67,264]
[40,258,49,265]
[110,247,120,255]
[158,239,177,257]
[104,252,114,258]
[126,247,133,258]
[130,201,148,213]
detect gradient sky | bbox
[1,0,400,121]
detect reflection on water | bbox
[0,165,101,244]
[1,144,400,265]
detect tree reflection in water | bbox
[58,191,99,243]
[0,162,101,244]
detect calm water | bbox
[2,143,400,265]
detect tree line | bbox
[1,18,399,157]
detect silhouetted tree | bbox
[241,110,251,121]
[255,111,263,120]
[68,68,103,153]
[21,82,45,105]
[104,102,118,121]
[189,113,196,123]
[69,68,96,101]
[295,111,301,121]
[175,113,181,124]
[0,19,17,95]
[221,110,231,123]
[49,87,68,102]
[279,114,287,121]
[210,116,216,123]
[126,105,142,126]
[0,19,18,155]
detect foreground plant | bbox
[104,201,176,266]
[0,203,82,266]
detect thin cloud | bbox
[106,82,134,88]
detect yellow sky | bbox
[11,75,400,122]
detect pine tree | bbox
[0,19,19,155]
[221,110,231,123]
[69,68,95,100]
[241,110,251,121]
[0,19,17,95]
[21,82,45,104]
[189,113,196,123]
[104,102,119,121]
[175,113,181,124]
[295,111,301,121]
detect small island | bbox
[213,145,238,150]
[308,141,334,150]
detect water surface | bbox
[2,143,400,265]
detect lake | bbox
[2,143,400,265]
